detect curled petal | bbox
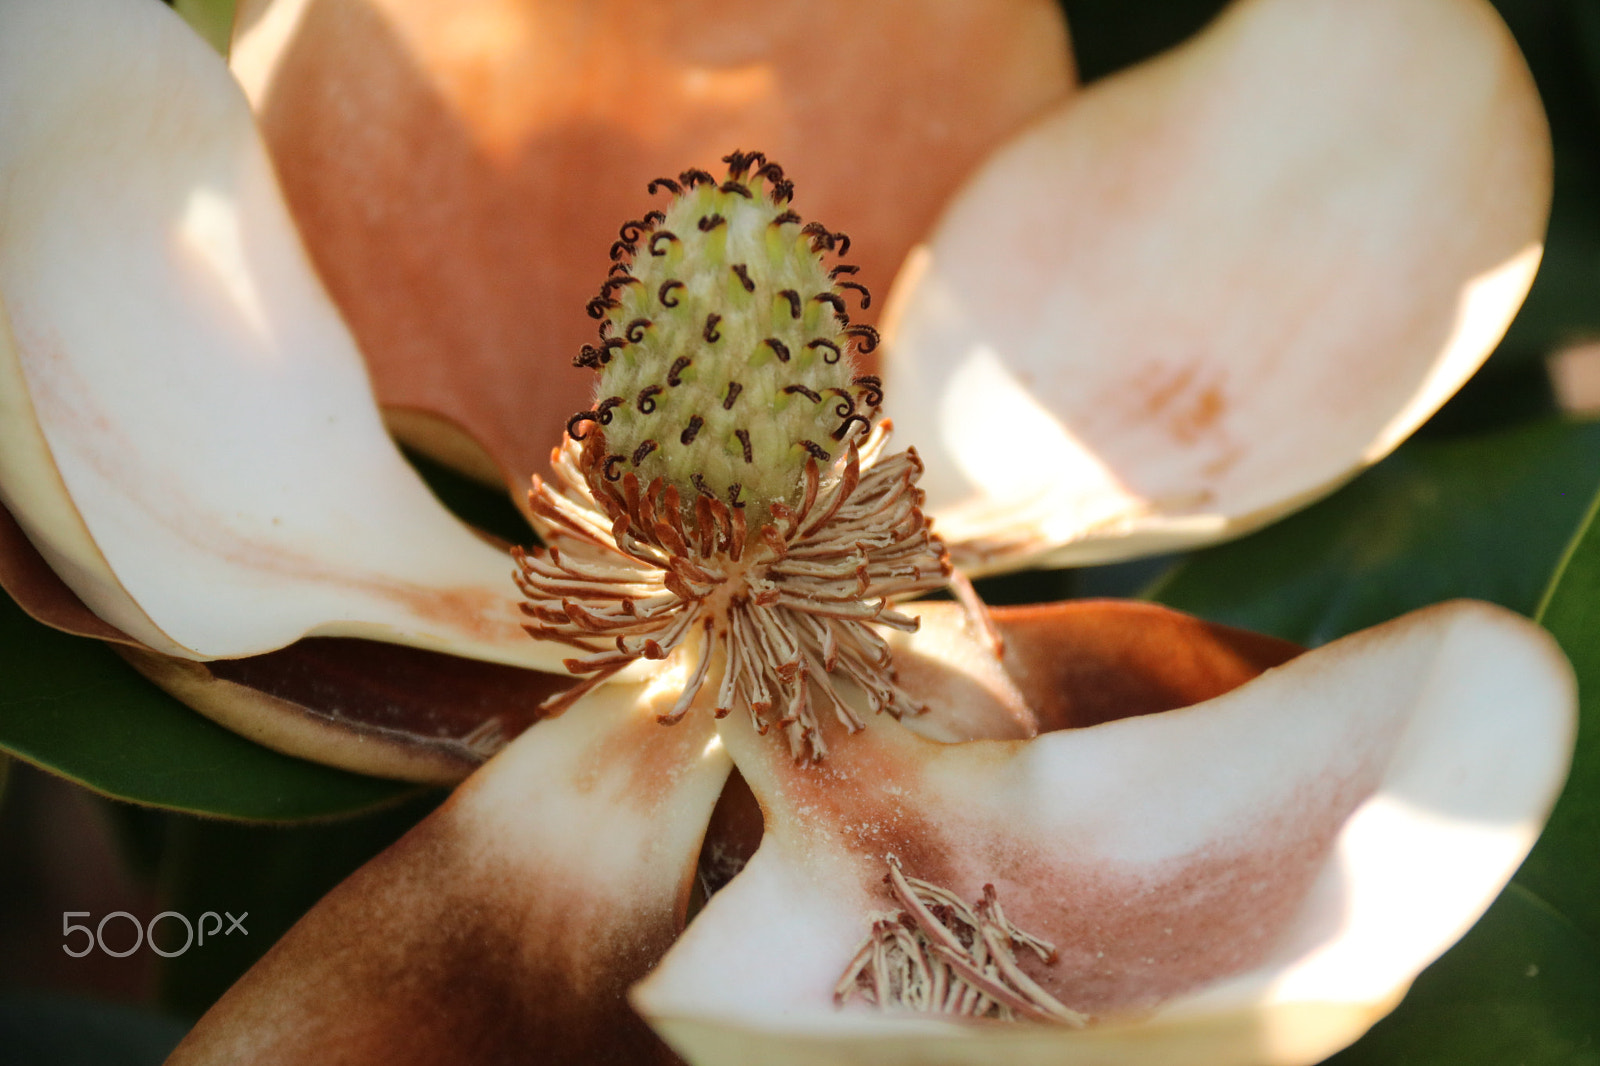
[169,678,732,1065]
[884,0,1552,573]
[634,602,1574,1064]
[0,0,563,670]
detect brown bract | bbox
[229,0,1076,486]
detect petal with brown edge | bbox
[0,0,564,670]
[118,636,574,785]
[168,676,732,1066]
[886,599,1300,743]
[230,0,1076,487]
[633,601,1575,1066]
[883,0,1552,573]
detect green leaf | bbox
[171,0,235,55]
[0,994,188,1066]
[0,592,414,821]
[1521,479,1600,944]
[1147,418,1600,645]
[1326,884,1600,1066]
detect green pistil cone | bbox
[570,152,878,519]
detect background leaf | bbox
[1147,419,1600,644]
[1520,482,1600,944]
[0,593,413,822]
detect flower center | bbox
[516,151,950,760]
[568,150,880,529]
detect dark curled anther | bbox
[697,214,727,233]
[680,168,715,188]
[603,276,641,296]
[813,292,847,315]
[754,160,785,183]
[648,176,682,196]
[832,413,872,441]
[723,382,743,410]
[704,313,722,343]
[837,280,871,309]
[829,264,859,278]
[769,179,794,203]
[619,218,650,242]
[643,210,666,227]
[574,345,604,369]
[566,410,600,440]
[609,240,635,261]
[681,415,704,445]
[596,396,624,424]
[637,385,663,414]
[667,356,692,386]
[608,261,632,277]
[801,222,834,251]
[731,264,756,293]
[649,231,678,256]
[601,337,626,356]
[720,181,753,199]
[764,338,791,363]
[735,429,753,463]
[586,295,619,319]
[770,210,802,228]
[632,440,659,465]
[723,150,767,177]
[828,387,856,418]
[799,440,831,462]
[853,375,884,406]
[691,473,716,499]
[728,483,745,507]
[783,384,822,403]
[625,318,652,343]
[778,290,801,319]
[807,338,842,364]
[603,455,626,481]
[658,280,683,307]
[846,323,881,353]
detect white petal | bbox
[883,0,1551,572]
[633,601,1575,1064]
[0,0,562,668]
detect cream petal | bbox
[168,676,732,1065]
[633,601,1575,1065]
[0,0,565,668]
[883,0,1552,573]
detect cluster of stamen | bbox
[517,152,950,760]
[835,857,1089,1025]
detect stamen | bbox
[704,314,722,343]
[723,382,743,410]
[835,857,1089,1027]
[731,264,756,292]
[659,280,684,307]
[667,357,692,386]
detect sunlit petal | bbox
[0,0,564,669]
[635,602,1574,1065]
[885,0,1551,572]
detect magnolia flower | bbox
[0,0,1576,1064]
